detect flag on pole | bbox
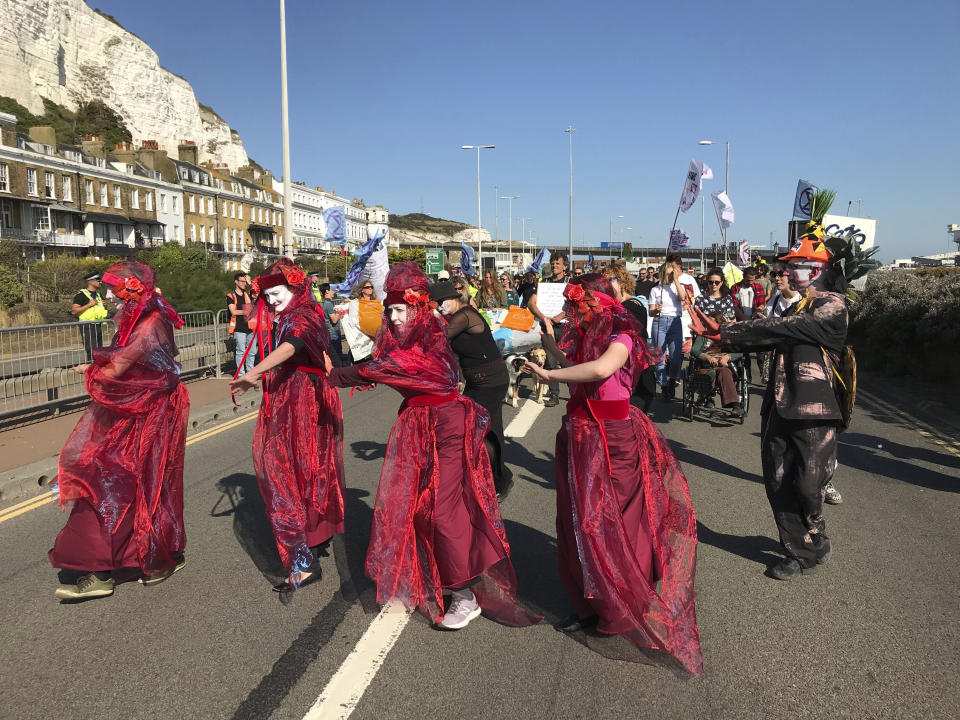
[711,190,735,229]
[738,239,750,265]
[460,242,475,276]
[587,253,594,269]
[526,246,551,275]
[793,179,818,219]
[323,206,346,245]
[332,227,387,296]
[668,229,690,253]
[679,159,714,212]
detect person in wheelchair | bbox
[689,312,744,417]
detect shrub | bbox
[0,263,24,306]
[849,269,960,381]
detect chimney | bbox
[259,170,274,191]
[177,140,198,165]
[81,134,105,157]
[29,125,57,148]
[0,112,16,148]
[111,141,136,165]
[235,165,257,182]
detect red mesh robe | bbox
[50,298,189,575]
[329,302,537,626]
[252,300,346,580]
[554,276,703,675]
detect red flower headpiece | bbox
[563,282,619,323]
[385,287,430,306]
[103,271,146,301]
[252,264,306,294]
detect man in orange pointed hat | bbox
[691,224,848,580]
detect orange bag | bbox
[500,305,536,332]
[358,299,383,338]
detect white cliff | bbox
[0,0,248,168]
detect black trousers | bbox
[760,411,837,568]
[462,360,513,495]
[79,322,104,362]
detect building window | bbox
[222,199,228,217]
[160,193,168,212]
[223,228,229,245]
[230,201,236,219]
[0,163,8,192]
[200,225,206,243]
[27,168,38,196]
[232,228,238,248]
[207,198,213,215]
[33,205,51,232]
[172,196,178,213]
[113,184,122,208]
[188,194,195,213]
[190,223,196,241]
[85,179,94,204]
[100,183,107,206]
[0,199,12,228]
[145,191,153,211]
[132,189,140,209]
[174,225,181,241]
[45,171,56,199]
[61,176,72,201]
[238,204,243,220]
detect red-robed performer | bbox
[50,260,189,601]
[230,259,345,594]
[324,262,538,631]
[523,274,703,675]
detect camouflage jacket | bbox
[721,291,848,420]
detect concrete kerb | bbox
[0,392,262,506]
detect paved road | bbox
[1,374,958,719]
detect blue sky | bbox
[94,0,959,261]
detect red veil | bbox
[51,260,190,575]
[555,274,703,675]
[249,259,345,581]
[352,263,536,625]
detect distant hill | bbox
[389,213,472,237]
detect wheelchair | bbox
[679,354,750,424]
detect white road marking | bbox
[504,399,546,438]
[302,600,412,720]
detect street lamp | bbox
[500,194,519,272]
[608,214,624,262]
[279,0,294,259]
[565,125,575,266]
[461,144,495,271]
[699,139,730,261]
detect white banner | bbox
[535,282,568,318]
[679,160,713,212]
[822,214,877,250]
[712,190,735,229]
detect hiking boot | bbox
[824,481,843,505]
[543,394,560,408]
[435,589,481,631]
[55,573,114,601]
[140,555,186,586]
[766,558,815,581]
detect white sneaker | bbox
[436,589,481,630]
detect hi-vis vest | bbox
[227,290,257,334]
[311,286,323,303]
[78,289,108,321]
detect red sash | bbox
[399,390,458,416]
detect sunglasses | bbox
[362,285,373,289]
[771,271,787,278]
[707,279,722,285]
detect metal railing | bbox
[0,310,233,420]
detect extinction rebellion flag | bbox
[669,229,690,253]
[679,159,714,212]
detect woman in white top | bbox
[648,253,700,399]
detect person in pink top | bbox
[525,274,703,676]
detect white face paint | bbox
[439,298,459,316]
[387,303,407,327]
[264,285,294,313]
[786,260,826,290]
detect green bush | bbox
[29,255,113,300]
[0,263,24,306]
[136,242,232,312]
[849,269,960,381]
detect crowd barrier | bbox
[0,311,231,420]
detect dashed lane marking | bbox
[302,600,412,720]
[504,399,546,438]
[0,411,259,525]
[857,390,960,458]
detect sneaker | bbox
[55,573,114,600]
[824,481,843,505]
[727,404,744,418]
[140,555,186,586]
[543,394,560,408]
[435,589,481,630]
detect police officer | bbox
[308,271,323,303]
[71,272,111,362]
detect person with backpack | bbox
[691,227,850,581]
[227,272,257,375]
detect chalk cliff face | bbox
[0,0,248,168]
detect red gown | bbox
[50,299,189,575]
[330,342,536,626]
[252,301,345,578]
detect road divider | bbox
[504,399,546,438]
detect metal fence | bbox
[0,310,232,420]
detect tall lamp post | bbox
[279,0,294,259]
[608,214,624,262]
[493,183,499,254]
[461,144,495,271]
[699,139,730,262]
[565,125,575,266]
[500,194,518,271]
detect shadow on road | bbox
[696,520,781,568]
[212,472,286,584]
[504,441,555,490]
[350,440,386,462]
[838,437,958,493]
[503,518,567,622]
[669,441,764,484]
